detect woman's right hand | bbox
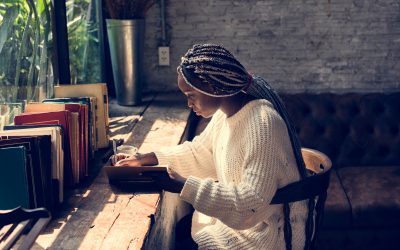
[112,152,159,167]
[111,153,141,167]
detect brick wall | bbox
[142,0,400,93]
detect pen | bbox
[112,139,117,165]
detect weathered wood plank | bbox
[99,194,160,250]
[108,94,155,118]
[126,93,189,152]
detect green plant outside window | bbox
[0,0,53,103]
[66,0,102,84]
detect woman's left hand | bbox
[167,167,186,184]
[154,167,186,193]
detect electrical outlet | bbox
[158,46,170,66]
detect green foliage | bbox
[0,0,103,102]
[66,0,101,84]
[0,0,52,102]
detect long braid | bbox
[246,76,315,250]
[179,44,314,250]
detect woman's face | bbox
[177,73,221,118]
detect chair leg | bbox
[310,192,327,250]
[305,198,316,250]
[283,203,292,250]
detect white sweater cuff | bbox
[180,176,202,204]
[153,151,170,166]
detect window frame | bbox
[52,0,105,85]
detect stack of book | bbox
[0,83,109,212]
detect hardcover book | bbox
[0,146,30,209]
[43,97,94,160]
[0,136,53,210]
[14,111,76,187]
[54,83,109,149]
[1,126,64,202]
[25,103,87,181]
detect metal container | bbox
[106,19,145,106]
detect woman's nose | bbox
[187,100,193,108]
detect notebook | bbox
[104,164,168,191]
[0,136,53,210]
[0,126,64,203]
[0,146,30,209]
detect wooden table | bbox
[31,92,190,250]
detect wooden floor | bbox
[29,92,190,250]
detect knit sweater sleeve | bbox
[180,107,289,230]
[154,112,222,179]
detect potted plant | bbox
[105,0,156,106]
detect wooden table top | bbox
[31,92,190,250]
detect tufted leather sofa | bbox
[280,93,400,250]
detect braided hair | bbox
[179,43,314,250]
[177,44,251,97]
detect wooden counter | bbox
[31,92,190,250]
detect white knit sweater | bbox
[155,99,307,250]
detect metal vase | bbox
[106,19,145,106]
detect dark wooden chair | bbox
[271,148,332,250]
[0,207,51,250]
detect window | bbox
[0,0,104,104]
[0,0,53,102]
[66,0,103,84]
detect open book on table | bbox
[104,164,168,190]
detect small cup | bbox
[117,145,138,155]
[110,145,138,166]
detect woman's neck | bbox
[220,93,256,117]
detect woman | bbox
[115,44,310,250]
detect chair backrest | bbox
[302,148,332,174]
[270,148,332,250]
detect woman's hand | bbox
[113,154,142,167]
[112,152,159,167]
[153,167,186,193]
[167,167,186,184]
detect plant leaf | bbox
[36,0,45,16]
[0,6,19,55]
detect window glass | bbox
[66,0,102,84]
[0,0,53,103]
